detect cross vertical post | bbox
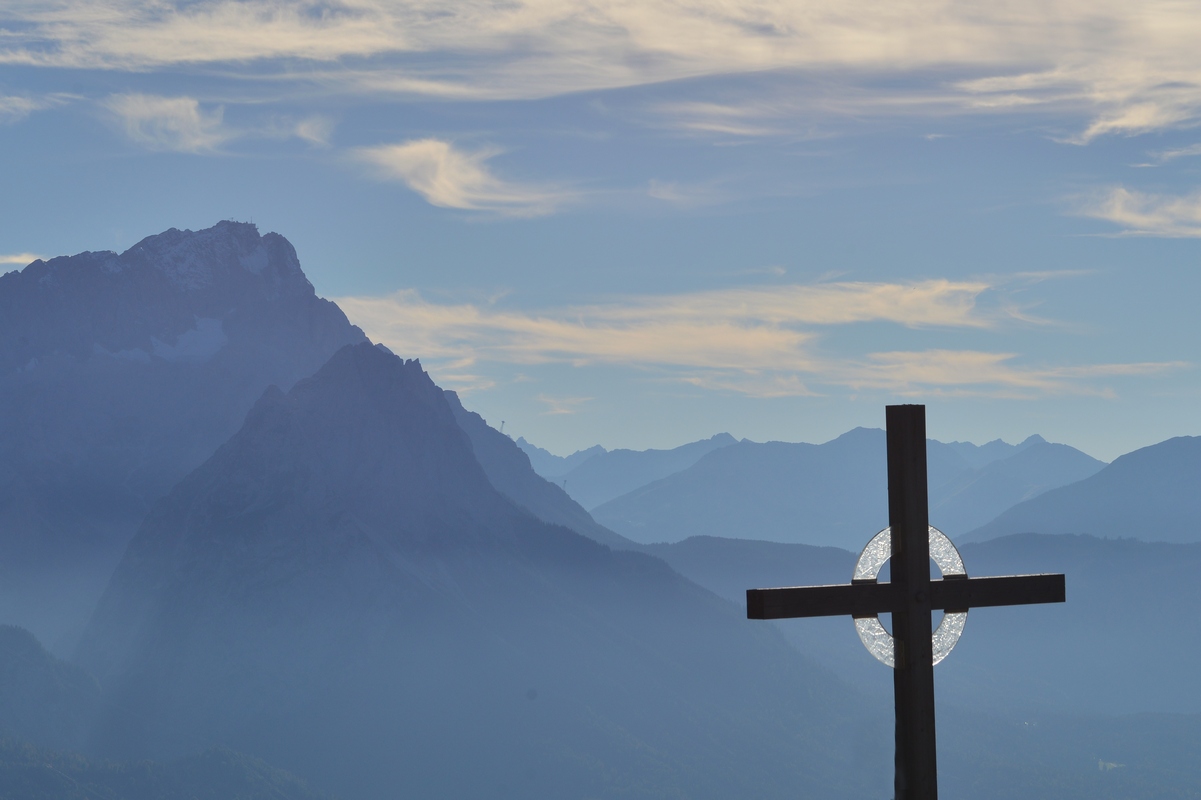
[887,405,937,800]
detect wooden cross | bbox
[747,405,1065,800]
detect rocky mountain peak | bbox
[121,220,310,295]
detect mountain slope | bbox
[0,221,365,649]
[515,437,605,477]
[965,435,1201,543]
[594,428,1100,547]
[934,440,1105,538]
[592,428,970,548]
[444,389,635,549]
[0,626,98,752]
[76,342,878,800]
[556,433,738,510]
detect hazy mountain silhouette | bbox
[942,435,1042,470]
[934,438,1104,538]
[552,433,738,510]
[515,437,605,477]
[444,388,635,549]
[964,435,1201,543]
[0,626,98,752]
[648,532,1201,718]
[594,429,1100,547]
[0,625,327,799]
[0,221,365,650]
[76,343,879,799]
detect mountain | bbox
[934,439,1105,538]
[0,221,365,651]
[942,434,1042,470]
[591,428,970,548]
[965,435,1201,543]
[515,437,605,477]
[76,342,878,800]
[0,626,98,752]
[444,389,635,549]
[593,428,1101,548]
[553,433,738,510]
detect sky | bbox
[3,1,1201,461]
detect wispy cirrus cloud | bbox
[836,351,1186,399]
[1077,187,1201,237]
[335,277,1182,399]
[6,2,1201,140]
[355,139,574,215]
[0,93,69,124]
[102,93,337,152]
[104,93,230,152]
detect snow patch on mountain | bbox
[150,318,227,363]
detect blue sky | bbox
[4,1,1201,460]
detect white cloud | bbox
[7,2,1201,139]
[335,278,1181,399]
[0,93,68,124]
[0,252,43,265]
[355,139,573,215]
[104,93,229,152]
[293,116,335,146]
[1077,187,1201,237]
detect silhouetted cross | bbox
[747,405,1065,800]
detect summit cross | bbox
[746,405,1065,800]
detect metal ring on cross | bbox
[852,526,968,667]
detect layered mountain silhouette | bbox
[932,437,1104,537]
[593,428,1102,548]
[965,435,1201,543]
[515,437,605,478]
[76,343,878,799]
[547,433,738,510]
[0,221,365,648]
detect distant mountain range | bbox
[587,429,1103,548]
[529,433,738,510]
[963,435,1201,543]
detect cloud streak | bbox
[0,253,44,265]
[1077,187,1201,237]
[6,2,1201,139]
[335,279,1182,398]
[355,139,573,215]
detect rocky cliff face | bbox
[76,342,873,800]
[0,221,365,649]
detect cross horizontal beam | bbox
[746,573,1065,620]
